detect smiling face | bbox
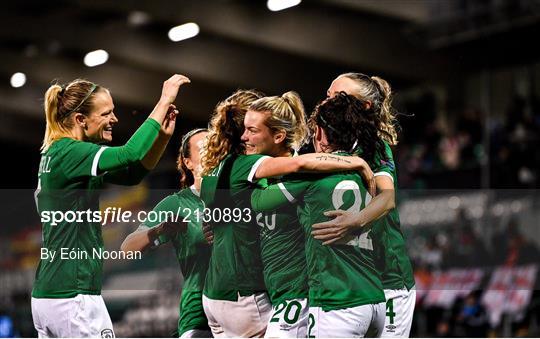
[83,90,118,143]
[241,110,282,156]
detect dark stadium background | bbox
[1,0,539,337]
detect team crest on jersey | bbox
[101,328,114,338]
[385,324,396,332]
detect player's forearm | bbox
[297,153,367,173]
[121,229,154,253]
[254,153,369,180]
[148,100,171,125]
[352,189,395,229]
[99,118,161,172]
[254,157,301,179]
[140,133,171,170]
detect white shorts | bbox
[265,298,309,338]
[381,288,416,337]
[309,302,385,338]
[202,292,271,337]
[31,295,114,338]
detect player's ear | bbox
[183,157,194,172]
[314,125,323,142]
[273,130,286,145]
[74,113,87,129]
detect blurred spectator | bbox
[490,95,540,188]
[0,313,16,338]
[445,209,490,268]
[423,235,444,270]
[454,291,489,337]
[492,218,540,266]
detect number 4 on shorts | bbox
[386,299,396,324]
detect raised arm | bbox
[98,75,189,174]
[139,104,179,170]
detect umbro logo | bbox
[101,328,114,338]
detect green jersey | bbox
[371,143,415,290]
[252,153,385,311]
[139,187,210,336]
[33,119,159,299]
[200,154,268,301]
[254,178,308,305]
[33,139,109,298]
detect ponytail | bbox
[370,76,398,145]
[339,72,400,145]
[41,79,104,152]
[41,84,72,152]
[249,91,308,151]
[281,91,309,150]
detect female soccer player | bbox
[32,74,190,337]
[199,90,375,337]
[121,128,211,338]
[314,72,416,337]
[241,92,310,338]
[252,93,388,337]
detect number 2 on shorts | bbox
[308,313,315,338]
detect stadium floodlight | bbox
[10,72,26,88]
[168,23,200,42]
[128,11,151,27]
[267,0,301,12]
[84,49,109,67]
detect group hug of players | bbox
[33,72,415,338]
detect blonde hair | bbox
[201,89,264,176]
[41,79,103,152]
[339,73,399,145]
[248,91,308,151]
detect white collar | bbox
[190,185,200,197]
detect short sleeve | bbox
[234,154,271,183]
